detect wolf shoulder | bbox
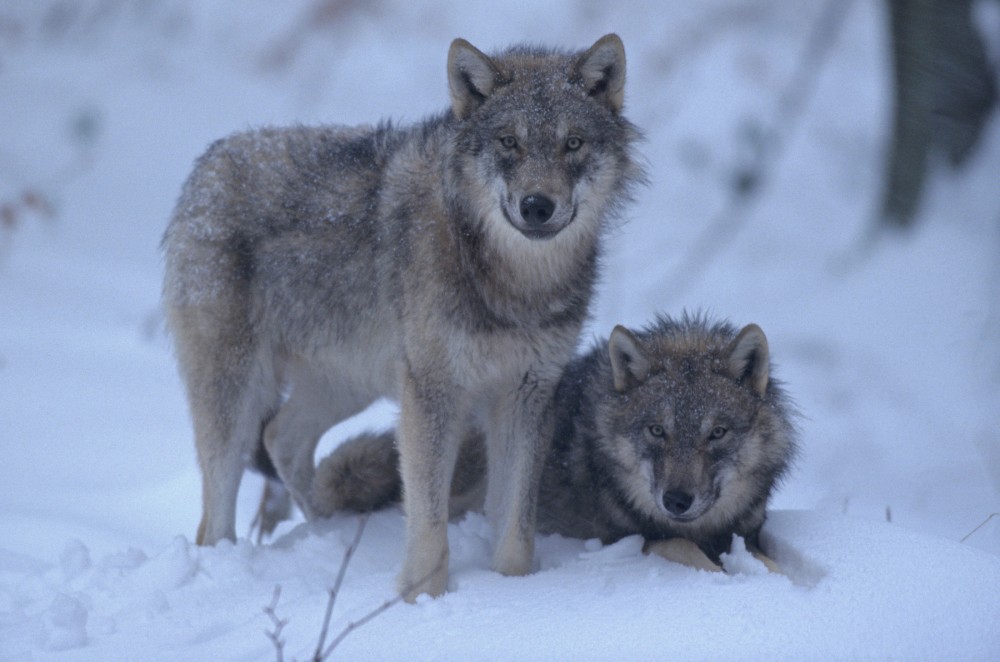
[171,118,454,236]
[164,117,459,321]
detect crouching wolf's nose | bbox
[520,194,556,226]
[663,490,694,516]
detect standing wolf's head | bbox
[444,34,643,249]
[596,316,798,539]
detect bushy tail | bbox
[313,431,402,518]
[313,430,488,519]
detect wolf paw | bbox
[643,538,723,572]
[398,548,450,603]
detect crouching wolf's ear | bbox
[573,33,626,113]
[609,325,651,392]
[448,38,501,120]
[726,323,770,396]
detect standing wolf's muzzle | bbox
[520,193,556,226]
[509,192,573,240]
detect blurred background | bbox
[1,0,998,560]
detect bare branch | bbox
[320,593,410,656]
[263,515,445,661]
[960,512,999,543]
[317,551,447,660]
[312,514,369,660]
[263,585,288,662]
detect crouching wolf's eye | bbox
[500,135,518,149]
[566,136,583,151]
[708,426,728,441]
[647,424,666,439]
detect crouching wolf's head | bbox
[600,317,798,541]
[445,34,643,244]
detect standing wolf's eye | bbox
[647,424,666,439]
[566,136,583,151]
[709,426,728,441]
[500,135,518,149]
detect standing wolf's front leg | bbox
[484,372,557,578]
[396,369,461,602]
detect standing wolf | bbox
[313,315,799,572]
[162,34,643,600]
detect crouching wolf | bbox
[312,315,799,572]
[161,34,643,600]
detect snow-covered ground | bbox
[2,1,999,659]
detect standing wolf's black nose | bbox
[520,194,556,226]
[663,490,694,516]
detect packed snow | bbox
[2,1,999,659]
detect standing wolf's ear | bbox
[573,34,627,113]
[448,38,501,120]
[609,325,652,392]
[726,324,770,396]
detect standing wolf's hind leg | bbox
[263,367,373,522]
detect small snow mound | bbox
[455,512,492,540]
[128,536,198,591]
[578,535,644,562]
[719,535,769,575]
[449,513,493,574]
[40,594,88,651]
[59,539,91,582]
[760,522,828,588]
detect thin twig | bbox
[264,585,288,662]
[321,594,411,656]
[317,552,447,660]
[960,512,999,543]
[312,515,369,660]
